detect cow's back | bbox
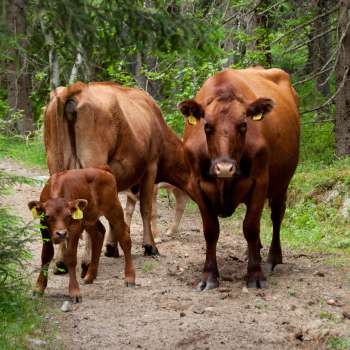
[44,82,165,190]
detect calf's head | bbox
[179,94,274,179]
[28,198,88,243]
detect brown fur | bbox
[179,67,300,289]
[29,168,135,301]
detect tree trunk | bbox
[335,0,350,156]
[6,0,34,134]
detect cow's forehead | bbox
[44,198,69,213]
[205,99,246,120]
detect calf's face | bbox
[28,198,88,243]
[179,96,274,179]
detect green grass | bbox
[0,205,55,349]
[258,157,350,257]
[327,336,350,350]
[0,134,46,169]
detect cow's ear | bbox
[178,100,204,120]
[28,200,44,219]
[246,98,274,121]
[69,199,88,220]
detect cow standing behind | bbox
[178,67,300,289]
[29,167,135,302]
[44,82,186,272]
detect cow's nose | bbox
[55,230,67,239]
[214,161,235,178]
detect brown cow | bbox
[178,67,300,289]
[28,167,135,302]
[44,82,184,272]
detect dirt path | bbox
[1,158,350,350]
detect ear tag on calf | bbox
[72,208,83,220]
[31,207,39,219]
[252,113,264,121]
[188,114,197,126]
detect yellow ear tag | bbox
[72,208,83,220]
[252,113,264,121]
[188,114,197,126]
[31,207,39,219]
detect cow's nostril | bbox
[56,231,67,238]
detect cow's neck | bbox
[157,127,192,195]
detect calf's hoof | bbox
[125,281,136,288]
[70,295,82,303]
[33,289,44,297]
[196,277,219,292]
[143,244,159,256]
[104,244,120,258]
[53,261,68,275]
[81,263,89,278]
[83,275,95,284]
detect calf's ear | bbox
[178,99,204,120]
[28,200,43,219]
[69,199,88,220]
[246,98,274,120]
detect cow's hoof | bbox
[246,275,267,289]
[81,263,89,278]
[104,244,120,258]
[267,252,283,273]
[125,281,136,288]
[53,262,68,275]
[143,244,159,256]
[196,278,219,292]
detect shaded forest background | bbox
[1,0,350,160]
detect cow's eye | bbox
[239,122,247,134]
[204,122,213,135]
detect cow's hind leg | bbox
[267,191,287,272]
[140,163,159,255]
[166,188,187,236]
[34,222,54,295]
[106,196,135,287]
[83,221,105,284]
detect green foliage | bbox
[0,134,46,168]
[327,336,350,350]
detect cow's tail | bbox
[45,82,85,173]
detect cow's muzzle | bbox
[210,158,237,178]
[52,230,68,243]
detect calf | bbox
[29,167,135,302]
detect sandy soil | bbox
[1,158,350,350]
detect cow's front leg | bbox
[64,231,81,302]
[243,178,268,289]
[140,163,159,256]
[34,223,54,295]
[197,205,220,291]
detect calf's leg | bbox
[64,230,82,302]
[83,221,105,284]
[34,222,54,295]
[106,196,135,287]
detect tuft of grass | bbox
[327,336,350,350]
[0,207,55,348]
[142,261,157,273]
[0,134,46,169]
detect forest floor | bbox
[1,158,350,350]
